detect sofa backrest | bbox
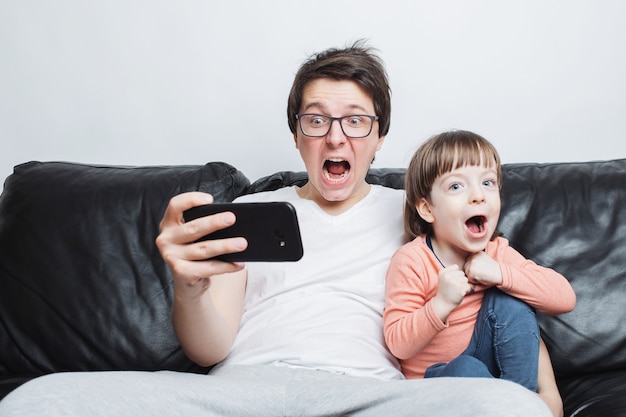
[0,161,249,388]
[497,159,626,378]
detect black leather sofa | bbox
[1,159,625,416]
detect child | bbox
[383,130,576,391]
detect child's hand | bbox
[432,265,472,321]
[464,252,503,287]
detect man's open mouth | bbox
[324,159,350,181]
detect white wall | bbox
[1,1,625,184]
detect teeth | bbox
[323,169,347,182]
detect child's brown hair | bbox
[404,130,502,240]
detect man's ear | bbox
[375,135,386,152]
[416,198,434,223]
[294,133,299,149]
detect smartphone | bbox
[183,201,304,262]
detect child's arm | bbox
[431,264,472,321]
[467,238,576,315]
[384,246,465,360]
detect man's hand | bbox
[156,192,247,298]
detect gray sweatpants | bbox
[0,365,551,416]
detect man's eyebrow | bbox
[301,102,371,114]
[301,102,327,113]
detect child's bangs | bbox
[436,135,499,177]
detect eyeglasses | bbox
[295,113,379,139]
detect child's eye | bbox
[449,183,462,191]
[483,179,496,187]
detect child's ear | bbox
[416,198,435,223]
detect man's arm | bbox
[172,269,246,366]
[156,192,248,366]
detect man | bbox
[0,41,559,417]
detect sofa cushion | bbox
[0,161,249,397]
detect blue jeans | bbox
[424,288,539,391]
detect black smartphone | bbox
[183,201,304,262]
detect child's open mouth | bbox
[465,215,488,238]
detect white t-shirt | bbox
[214,185,405,380]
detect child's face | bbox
[417,163,501,261]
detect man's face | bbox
[294,78,385,210]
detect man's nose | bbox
[325,119,348,145]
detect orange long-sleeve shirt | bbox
[383,235,576,379]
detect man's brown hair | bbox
[287,40,391,137]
